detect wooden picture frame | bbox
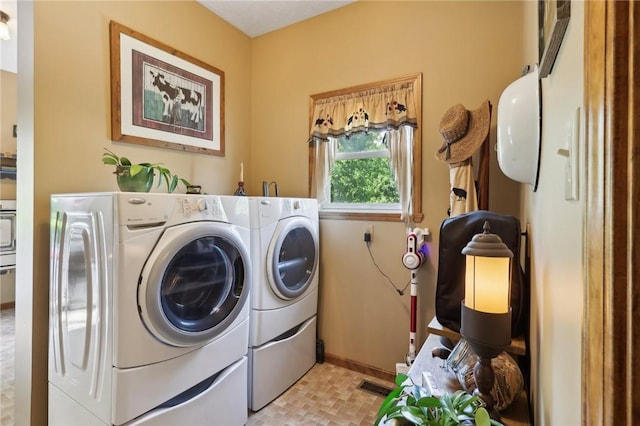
[110,21,225,156]
[538,0,571,79]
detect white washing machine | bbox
[248,197,319,411]
[49,193,251,426]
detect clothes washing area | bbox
[44,189,326,425]
[49,193,252,425]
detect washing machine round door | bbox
[267,217,318,300]
[138,222,250,347]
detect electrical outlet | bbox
[362,225,374,242]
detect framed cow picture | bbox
[110,21,224,156]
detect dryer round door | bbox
[138,222,250,347]
[266,217,318,300]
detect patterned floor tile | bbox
[1,308,392,426]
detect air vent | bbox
[357,380,393,398]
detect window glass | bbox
[328,131,400,209]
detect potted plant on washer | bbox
[102,148,191,193]
[375,374,502,426]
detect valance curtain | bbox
[308,82,418,142]
[309,81,419,221]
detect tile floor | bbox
[0,308,393,425]
[0,308,14,426]
[247,362,393,425]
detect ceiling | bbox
[197,0,354,38]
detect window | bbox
[327,130,399,211]
[307,74,423,223]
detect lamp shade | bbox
[460,221,514,355]
[462,221,513,314]
[464,255,511,313]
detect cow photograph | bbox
[144,66,205,131]
[110,21,225,156]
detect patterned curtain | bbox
[308,81,419,142]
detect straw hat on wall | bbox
[435,100,491,163]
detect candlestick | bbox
[240,162,244,182]
[234,181,246,196]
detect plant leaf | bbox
[120,156,132,166]
[376,386,404,418]
[438,393,458,421]
[160,172,170,191]
[395,373,409,386]
[130,164,145,177]
[457,393,481,412]
[375,404,404,426]
[416,396,442,408]
[474,407,491,426]
[399,406,428,425]
[102,148,119,161]
[412,384,430,400]
[169,175,178,193]
[102,157,117,165]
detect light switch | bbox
[557,107,580,201]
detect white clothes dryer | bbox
[248,197,319,411]
[49,193,251,426]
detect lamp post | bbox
[460,221,513,419]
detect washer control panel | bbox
[118,193,228,226]
[176,196,226,222]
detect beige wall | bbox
[33,1,252,198]
[251,1,524,372]
[521,1,584,424]
[21,1,252,423]
[16,0,584,424]
[1,69,17,306]
[1,69,17,202]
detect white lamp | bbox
[0,11,10,41]
[460,221,513,419]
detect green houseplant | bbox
[375,374,502,426]
[102,148,191,193]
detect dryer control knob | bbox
[197,198,208,212]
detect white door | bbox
[138,222,250,347]
[266,217,318,300]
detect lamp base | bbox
[460,302,512,419]
[473,355,502,421]
[460,302,511,358]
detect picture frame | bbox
[110,21,225,156]
[538,0,571,79]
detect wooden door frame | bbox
[583,1,639,424]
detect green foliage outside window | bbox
[330,132,400,204]
[337,131,385,153]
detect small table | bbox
[427,316,526,356]
[407,333,531,425]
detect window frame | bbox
[307,74,423,222]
